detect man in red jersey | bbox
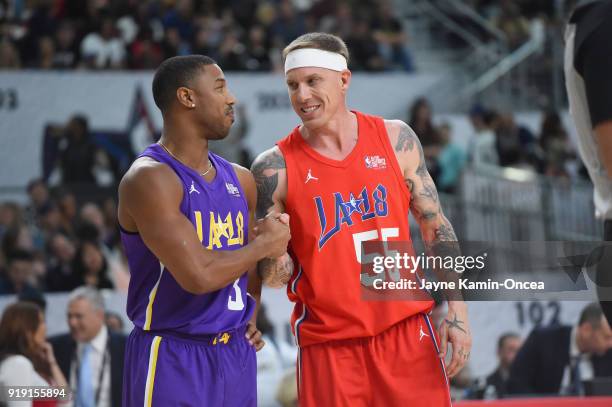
[251,32,471,406]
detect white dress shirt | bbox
[70,326,111,407]
[560,326,594,394]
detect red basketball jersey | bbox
[278,111,434,347]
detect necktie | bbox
[77,343,95,407]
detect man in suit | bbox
[482,332,521,399]
[508,302,612,396]
[49,286,126,407]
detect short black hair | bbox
[497,332,520,351]
[152,55,217,114]
[579,302,604,327]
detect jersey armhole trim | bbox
[375,118,412,204]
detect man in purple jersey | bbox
[117,55,291,406]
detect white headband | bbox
[284,48,347,74]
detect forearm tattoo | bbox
[394,123,458,246]
[258,255,294,287]
[396,122,463,300]
[251,149,286,219]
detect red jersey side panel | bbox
[278,111,433,347]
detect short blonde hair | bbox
[282,32,349,65]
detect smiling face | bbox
[186,64,236,140]
[68,297,104,343]
[285,66,351,131]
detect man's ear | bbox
[176,87,196,109]
[340,69,352,93]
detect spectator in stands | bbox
[372,0,414,71]
[80,203,109,245]
[494,0,531,49]
[105,311,124,334]
[244,25,272,71]
[101,197,121,249]
[161,0,196,43]
[191,25,214,57]
[2,224,35,257]
[0,302,68,406]
[71,240,114,290]
[539,111,575,178]
[508,302,612,396]
[468,106,499,170]
[57,115,98,185]
[78,204,129,290]
[128,27,164,70]
[18,2,56,67]
[45,233,76,292]
[161,26,190,58]
[270,0,306,45]
[318,1,354,40]
[117,2,163,49]
[25,179,50,224]
[0,37,21,68]
[38,202,63,242]
[57,190,77,238]
[49,287,126,407]
[346,18,386,71]
[36,36,55,69]
[0,203,21,240]
[408,97,441,177]
[80,17,126,69]
[215,29,247,71]
[409,97,439,148]
[52,21,79,69]
[480,332,522,399]
[255,2,278,35]
[494,113,526,168]
[0,250,40,296]
[436,122,466,193]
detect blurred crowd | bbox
[455,0,568,49]
[405,96,581,194]
[0,177,127,298]
[0,0,414,72]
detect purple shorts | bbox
[122,326,256,406]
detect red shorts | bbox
[298,313,452,407]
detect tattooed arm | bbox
[386,119,472,377]
[251,147,295,287]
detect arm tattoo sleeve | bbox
[251,150,286,219]
[396,122,462,300]
[258,254,294,287]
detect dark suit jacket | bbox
[507,325,612,395]
[49,331,126,407]
[485,368,509,398]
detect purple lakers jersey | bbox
[120,143,255,335]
